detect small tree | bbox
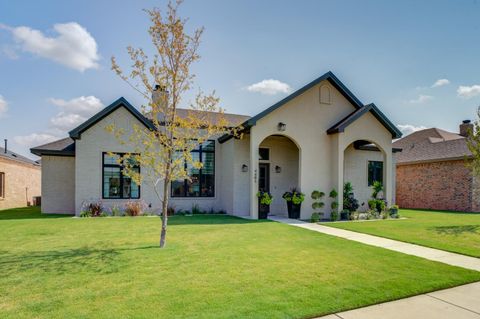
[343,182,359,213]
[311,190,325,222]
[329,189,338,221]
[108,1,234,248]
[466,106,480,176]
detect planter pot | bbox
[389,208,398,218]
[340,211,349,221]
[286,201,301,219]
[258,200,270,219]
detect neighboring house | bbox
[0,141,41,210]
[394,121,479,212]
[31,72,401,218]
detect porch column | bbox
[383,146,393,207]
[249,128,260,219]
[331,134,345,213]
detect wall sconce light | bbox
[241,164,248,172]
[275,165,282,173]
[277,122,286,131]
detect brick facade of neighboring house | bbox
[0,145,41,210]
[394,121,478,212]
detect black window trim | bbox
[102,152,141,199]
[171,140,215,198]
[367,160,383,187]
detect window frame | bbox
[0,172,4,199]
[259,147,270,161]
[367,160,383,187]
[102,152,141,199]
[171,140,216,198]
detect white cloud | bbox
[6,22,99,71]
[246,79,291,95]
[431,78,450,88]
[409,94,433,104]
[397,124,427,136]
[13,133,57,147]
[0,95,7,117]
[457,85,480,99]
[13,95,104,150]
[48,95,104,130]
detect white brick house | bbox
[31,72,401,219]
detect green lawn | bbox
[1,207,479,319]
[323,209,480,258]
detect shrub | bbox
[110,205,122,216]
[311,212,320,223]
[311,190,325,220]
[80,200,104,217]
[329,188,338,218]
[257,191,273,205]
[167,205,176,216]
[343,182,359,212]
[371,181,383,199]
[330,210,339,221]
[389,205,400,218]
[191,204,202,214]
[124,200,146,216]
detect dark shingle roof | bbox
[327,103,402,138]
[393,128,471,164]
[0,147,40,166]
[30,137,75,156]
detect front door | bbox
[258,163,270,192]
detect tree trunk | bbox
[160,174,170,248]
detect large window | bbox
[102,153,140,199]
[0,172,4,199]
[172,141,215,197]
[368,161,383,186]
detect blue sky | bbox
[1,0,480,158]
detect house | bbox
[394,121,479,212]
[0,140,41,210]
[31,72,401,218]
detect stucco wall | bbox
[344,145,385,210]
[0,157,41,210]
[247,80,395,219]
[259,136,299,216]
[41,156,75,214]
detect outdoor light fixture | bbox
[241,164,248,172]
[275,165,282,173]
[277,122,286,131]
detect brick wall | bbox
[0,157,41,210]
[396,159,473,212]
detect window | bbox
[0,172,4,199]
[368,161,383,186]
[172,141,215,197]
[102,153,140,199]
[259,148,270,161]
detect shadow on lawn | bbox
[0,245,159,276]
[431,225,480,236]
[0,207,72,220]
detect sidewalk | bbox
[317,282,480,319]
[268,216,480,271]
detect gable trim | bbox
[327,103,402,139]
[69,97,155,139]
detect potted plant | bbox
[282,187,305,219]
[257,191,273,219]
[311,190,325,222]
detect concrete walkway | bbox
[318,282,480,319]
[268,216,480,271]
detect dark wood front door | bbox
[258,163,270,192]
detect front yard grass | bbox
[1,207,480,318]
[323,209,480,258]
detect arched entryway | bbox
[258,134,300,217]
[343,139,388,211]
